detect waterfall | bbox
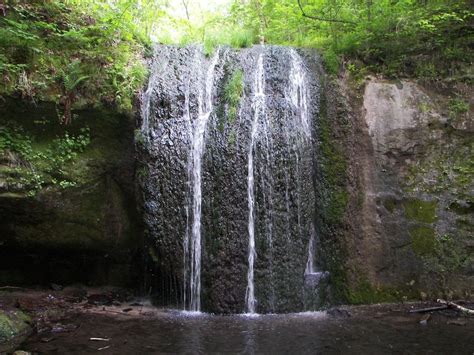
[183,48,200,311]
[140,45,323,313]
[288,49,311,140]
[186,49,220,312]
[287,49,317,276]
[245,50,266,314]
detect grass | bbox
[224,69,244,124]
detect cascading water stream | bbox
[305,224,316,274]
[183,48,200,311]
[287,49,318,278]
[186,49,220,312]
[288,49,311,140]
[245,50,266,314]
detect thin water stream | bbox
[186,50,220,312]
[245,50,266,314]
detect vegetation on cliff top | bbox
[1,0,472,115]
[0,0,154,118]
[228,0,473,79]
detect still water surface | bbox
[23,308,474,354]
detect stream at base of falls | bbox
[20,302,474,354]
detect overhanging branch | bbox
[297,0,357,25]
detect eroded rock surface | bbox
[348,78,473,300]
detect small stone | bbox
[419,313,430,325]
[327,308,351,318]
[420,292,427,301]
[13,351,31,355]
[40,337,55,343]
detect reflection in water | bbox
[243,318,257,355]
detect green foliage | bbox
[1,125,90,195]
[0,1,150,115]
[230,29,254,48]
[45,129,90,171]
[61,61,89,93]
[448,97,469,119]
[224,69,244,124]
[321,49,339,75]
[228,0,473,79]
[0,125,33,159]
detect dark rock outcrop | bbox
[0,99,142,287]
[138,45,323,313]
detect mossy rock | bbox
[0,99,140,287]
[348,279,400,304]
[403,199,437,223]
[0,310,31,351]
[410,226,436,256]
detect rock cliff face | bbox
[138,46,473,311]
[342,78,473,301]
[0,99,142,287]
[0,45,471,309]
[137,45,323,313]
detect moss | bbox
[318,101,349,224]
[403,199,437,223]
[315,80,351,303]
[348,278,400,304]
[403,134,473,198]
[0,314,14,343]
[0,310,31,344]
[418,233,472,279]
[448,97,469,119]
[0,100,139,287]
[137,165,149,180]
[1,123,91,195]
[410,226,436,256]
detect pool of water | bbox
[22,307,474,354]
